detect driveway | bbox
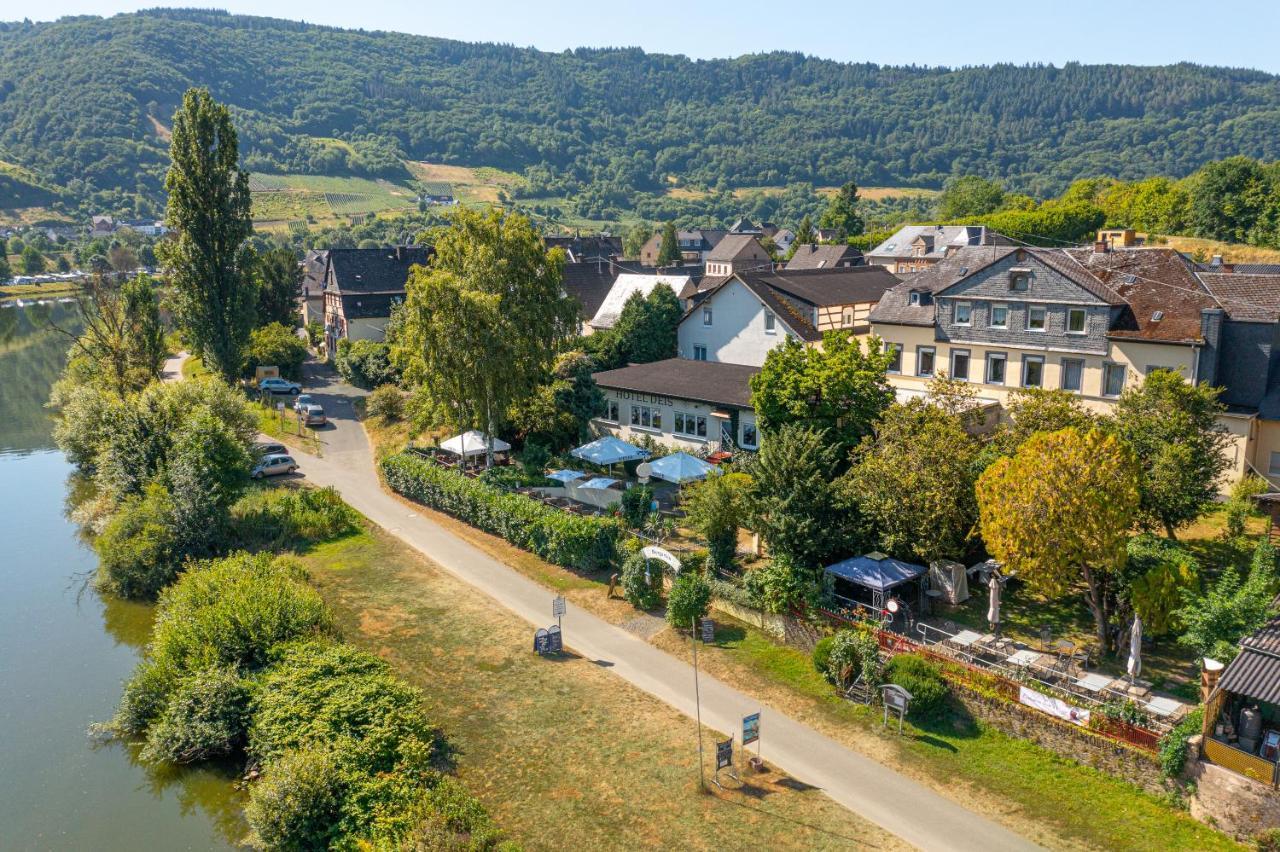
[276,362,1039,852]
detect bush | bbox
[366,384,404,421]
[335,338,398,389]
[305,321,324,349]
[245,747,346,851]
[1158,706,1204,778]
[620,483,654,529]
[666,570,712,629]
[823,628,881,687]
[244,322,309,381]
[408,777,506,850]
[811,636,835,680]
[1255,828,1280,852]
[1123,534,1201,635]
[745,555,816,615]
[621,551,663,610]
[232,486,361,551]
[141,666,252,764]
[1226,474,1268,538]
[884,654,949,719]
[382,452,621,571]
[520,441,551,480]
[95,483,180,599]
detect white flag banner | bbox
[1019,686,1090,727]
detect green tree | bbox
[160,88,255,382]
[1111,369,1230,538]
[1175,539,1278,662]
[818,180,864,239]
[1189,156,1270,243]
[743,424,859,569]
[244,322,309,381]
[509,350,603,451]
[791,215,816,253]
[255,247,302,328]
[681,472,749,572]
[400,207,577,463]
[0,253,10,281]
[749,332,894,458]
[666,570,712,629]
[656,221,681,266]
[164,407,252,558]
[849,399,978,563]
[1120,535,1200,635]
[979,387,1098,467]
[52,274,166,396]
[20,244,46,274]
[938,175,1006,219]
[611,283,682,364]
[623,222,651,259]
[977,428,1139,650]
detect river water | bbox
[0,303,241,850]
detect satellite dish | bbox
[635,462,652,482]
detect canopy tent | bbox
[439,430,512,458]
[648,451,717,484]
[545,469,586,484]
[578,477,620,490]
[823,552,929,618]
[570,436,651,466]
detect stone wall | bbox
[707,597,819,650]
[950,684,1170,796]
[1187,744,1280,840]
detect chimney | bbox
[1093,240,1109,254]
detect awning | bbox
[648,451,717,484]
[1218,615,1280,704]
[570,435,651,465]
[578,477,620,490]
[546,469,586,483]
[823,552,928,592]
[439,430,512,457]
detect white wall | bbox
[677,279,798,367]
[594,388,759,452]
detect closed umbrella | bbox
[1127,615,1143,683]
[987,574,1002,636]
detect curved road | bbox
[275,361,1039,852]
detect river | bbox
[0,303,242,850]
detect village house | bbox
[771,228,796,256]
[586,271,693,333]
[88,215,115,239]
[300,249,329,326]
[543,234,623,263]
[560,259,620,335]
[867,239,1280,486]
[322,245,431,357]
[702,233,773,278]
[639,228,727,265]
[866,224,1013,274]
[785,243,864,270]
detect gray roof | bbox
[867,225,1002,259]
[1217,615,1280,705]
[561,261,619,321]
[749,267,898,308]
[707,233,770,263]
[869,246,1015,326]
[824,553,928,592]
[1197,273,1280,322]
[592,358,759,409]
[326,246,432,295]
[785,244,864,270]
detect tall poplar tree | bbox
[656,221,682,266]
[160,88,254,381]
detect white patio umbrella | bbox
[1127,615,1143,683]
[439,430,511,458]
[987,573,1002,635]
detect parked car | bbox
[301,404,326,426]
[292,394,314,413]
[253,441,287,458]
[259,377,301,395]
[251,453,297,479]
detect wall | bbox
[1188,752,1280,840]
[345,316,390,342]
[677,279,798,366]
[593,387,758,452]
[816,302,873,331]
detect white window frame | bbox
[990,303,1009,329]
[953,301,973,326]
[739,421,758,449]
[916,346,936,378]
[630,404,663,432]
[1102,362,1126,397]
[950,349,971,382]
[702,307,713,326]
[674,411,708,439]
[1066,307,1087,335]
[986,352,1007,385]
[885,342,902,374]
[1022,355,1045,388]
[764,311,776,334]
[692,345,707,361]
[1060,358,1084,393]
[1026,305,1047,332]
[601,399,620,422]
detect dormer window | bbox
[909,292,921,306]
[1009,268,1031,291]
[908,291,930,306]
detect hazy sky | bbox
[19,1,1280,74]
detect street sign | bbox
[547,624,563,654]
[552,595,566,619]
[700,617,714,643]
[742,713,760,746]
[533,627,550,655]
[716,738,733,770]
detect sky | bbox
[19,1,1280,74]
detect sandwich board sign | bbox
[700,617,715,643]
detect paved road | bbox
[283,362,1039,852]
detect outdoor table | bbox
[1075,672,1114,693]
[951,629,983,648]
[1007,649,1040,667]
[1146,696,1182,719]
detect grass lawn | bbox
[0,280,82,302]
[300,523,901,851]
[254,399,323,455]
[249,172,420,226]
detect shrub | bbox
[366,384,404,421]
[244,322,308,381]
[520,441,551,480]
[1176,537,1279,662]
[620,483,654,529]
[824,628,881,688]
[1226,474,1268,538]
[408,777,505,850]
[382,452,621,571]
[1158,706,1204,778]
[335,338,398,389]
[745,554,816,615]
[141,666,252,764]
[305,321,324,349]
[95,483,180,599]
[811,636,835,680]
[232,486,361,551]
[1123,534,1200,635]
[621,551,663,610]
[884,654,949,719]
[666,570,712,629]
[245,747,346,851]
[1255,828,1280,852]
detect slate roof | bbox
[543,234,623,262]
[867,225,1009,259]
[301,249,329,297]
[869,246,1015,326]
[1233,264,1280,275]
[784,244,864,270]
[1217,615,1280,705]
[592,358,760,409]
[340,292,403,319]
[560,262,619,321]
[1197,273,1280,322]
[326,246,432,295]
[747,267,899,308]
[707,233,770,263]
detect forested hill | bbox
[4,8,1280,216]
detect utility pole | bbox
[692,615,705,791]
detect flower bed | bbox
[381,452,622,571]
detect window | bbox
[702,307,713,326]
[842,307,855,327]
[1066,308,1087,334]
[693,345,707,361]
[740,421,758,449]
[630,405,662,431]
[986,352,1007,385]
[1060,358,1083,393]
[1026,305,1047,331]
[1270,452,1280,477]
[764,311,776,333]
[953,301,972,326]
[951,349,970,381]
[674,411,708,438]
[990,303,1009,328]
[601,399,620,422]
[885,342,902,374]
[1022,355,1044,388]
[1102,363,1126,397]
[1009,269,1030,291]
[916,346,936,377]
[909,292,921,306]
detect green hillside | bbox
[2,9,1280,218]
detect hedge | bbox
[381,452,621,571]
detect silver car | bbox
[301,404,326,426]
[251,453,298,479]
